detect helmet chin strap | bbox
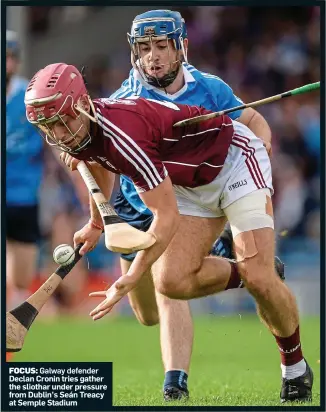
[146,62,181,89]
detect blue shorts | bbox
[6,205,40,244]
[113,189,153,261]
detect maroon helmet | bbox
[25,63,94,153]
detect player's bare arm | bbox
[60,153,116,254]
[89,176,180,320]
[238,108,272,155]
[87,163,115,225]
[129,177,180,281]
[77,165,115,254]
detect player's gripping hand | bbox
[60,152,80,171]
[73,223,102,255]
[89,275,138,320]
[59,152,102,170]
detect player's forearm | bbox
[127,210,180,281]
[248,113,272,144]
[89,194,102,225]
[88,163,115,225]
[239,108,272,144]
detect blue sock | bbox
[163,370,188,391]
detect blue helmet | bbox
[6,30,20,57]
[128,10,188,88]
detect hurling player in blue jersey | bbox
[6,31,43,313]
[109,10,285,400]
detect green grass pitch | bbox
[12,315,320,406]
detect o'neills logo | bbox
[228,179,247,191]
[278,343,301,353]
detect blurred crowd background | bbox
[6,5,321,316]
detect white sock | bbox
[281,359,306,380]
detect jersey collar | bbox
[133,63,196,99]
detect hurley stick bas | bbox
[76,161,156,254]
[6,244,83,353]
[173,81,320,127]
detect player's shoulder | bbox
[8,75,29,98]
[13,75,29,88]
[184,63,231,91]
[109,68,142,99]
[94,97,138,116]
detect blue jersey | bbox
[6,76,43,206]
[110,63,244,214]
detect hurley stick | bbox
[174,82,320,127]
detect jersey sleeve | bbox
[109,78,130,99]
[212,78,244,120]
[100,109,168,193]
[109,69,137,99]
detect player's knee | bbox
[137,313,159,327]
[155,274,191,300]
[12,276,31,290]
[155,279,175,298]
[130,303,159,326]
[237,254,276,299]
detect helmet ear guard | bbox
[74,94,97,123]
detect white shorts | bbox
[173,120,273,218]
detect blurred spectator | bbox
[83,55,113,98]
[6,30,44,314]
[28,6,98,34]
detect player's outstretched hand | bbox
[73,223,102,255]
[89,275,137,320]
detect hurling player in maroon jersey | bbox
[25,63,313,403]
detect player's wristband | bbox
[88,219,104,232]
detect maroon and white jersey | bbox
[75,97,234,192]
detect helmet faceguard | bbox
[25,63,97,154]
[128,10,188,89]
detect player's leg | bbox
[121,257,158,326]
[154,291,193,400]
[224,191,313,402]
[122,256,193,400]
[150,212,312,404]
[221,122,312,403]
[6,205,39,361]
[6,205,40,310]
[6,240,38,303]
[152,215,239,300]
[114,188,193,400]
[211,222,285,281]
